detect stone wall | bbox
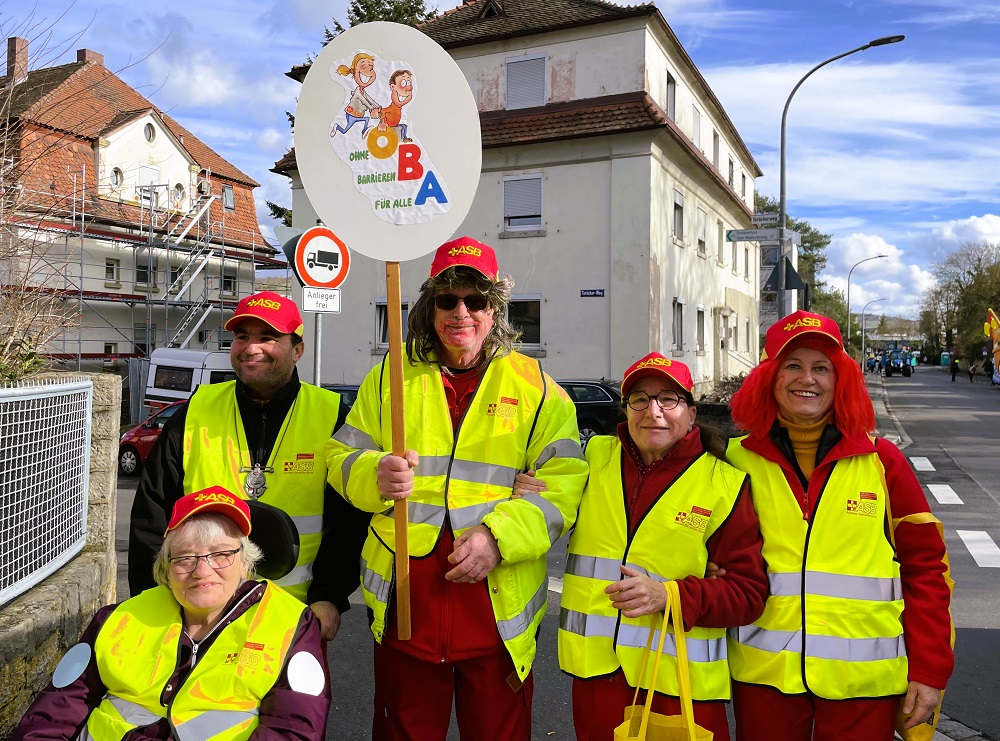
[0,373,120,737]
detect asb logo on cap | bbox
[449,244,482,258]
[637,357,673,369]
[783,316,822,332]
[247,297,282,311]
[195,490,236,505]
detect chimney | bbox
[7,37,28,86]
[77,48,104,66]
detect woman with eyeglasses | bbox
[516,352,767,740]
[13,487,329,741]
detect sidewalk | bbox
[866,370,989,741]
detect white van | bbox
[144,348,236,411]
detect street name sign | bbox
[752,212,779,225]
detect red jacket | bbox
[737,426,954,690]
[13,581,329,741]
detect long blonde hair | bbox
[337,53,376,77]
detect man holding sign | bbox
[327,237,588,738]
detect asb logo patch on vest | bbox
[675,505,713,533]
[487,396,519,418]
[846,491,878,517]
[282,452,316,474]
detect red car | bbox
[118,401,185,475]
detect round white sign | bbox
[295,22,482,263]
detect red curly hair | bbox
[730,336,875,439]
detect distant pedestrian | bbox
[969,363,977,383]
[984,358,994,383]
[950,358,960,382]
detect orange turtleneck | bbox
[777,413,831,481]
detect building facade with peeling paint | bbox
[275,0,762,394]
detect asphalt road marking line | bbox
[956,531,1000,568]
[927,484,964,505]
[548,576,563,594]
[909,456,936,471]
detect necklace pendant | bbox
[240,463,272,500]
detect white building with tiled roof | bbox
[2,36,277,377]
[275,0,762,395]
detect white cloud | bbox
[820,232,934,318]
[906,213,1000,262]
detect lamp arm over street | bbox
[861,297,887,365]
[846,253,888,346]
[776,35,904,319]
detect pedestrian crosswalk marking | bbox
[909,456,935,472]
[956,531,1000,568]
[927,484,963,505]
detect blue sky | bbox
[12,0,1000,318]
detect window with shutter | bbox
[506,57,545,110]
[503,176,542,230]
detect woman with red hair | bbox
[726,310,953,741]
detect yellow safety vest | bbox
[184,382,339,601]
[85,582,305,741]
[726,438,907,698]
[559,435,746,700]
[327,351,588,681]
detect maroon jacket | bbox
[619,424,769,631]
[13,581,329,740]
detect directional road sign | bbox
[726,228,778,242]
[726,228,801,243]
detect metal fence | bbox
[0,377,92,607]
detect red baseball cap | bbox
[224,291,304,337]
[621,352,695,398]
[429,237,498,281]
[165,486,252,537]
[762,310,844,361]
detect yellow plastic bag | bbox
[613,580,713,741]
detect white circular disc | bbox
[287,651,326,696]
[52,642,93,688]
[295,21,482,263]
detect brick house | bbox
[2,36,278,372]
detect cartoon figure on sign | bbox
[330,53,382,138]
[379,69,413,142]
[327,49,451,226]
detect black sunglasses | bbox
[434,293,489,312]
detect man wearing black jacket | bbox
[128,291,369,639]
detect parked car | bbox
[557,379,626,447]
[118,401,185,475]
[322,384,360,409]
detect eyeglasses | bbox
[624,390,687,412]
[434,293,489,312]
[168,547,242,574]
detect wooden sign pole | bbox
[385,261,411,640]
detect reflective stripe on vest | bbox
[348,351,585,682]
[88,583,305,741]
[560,608,728,663]
[174,708,260,741]
[558,436,745,700]
[725,439,907,699]
[184,383,337,602]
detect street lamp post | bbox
[861,298,887,368]
[777,35,904,319]
[846,254,888,346]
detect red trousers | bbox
[732,681,898,741]
[571,672,730,741]
[372,638,534,740]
